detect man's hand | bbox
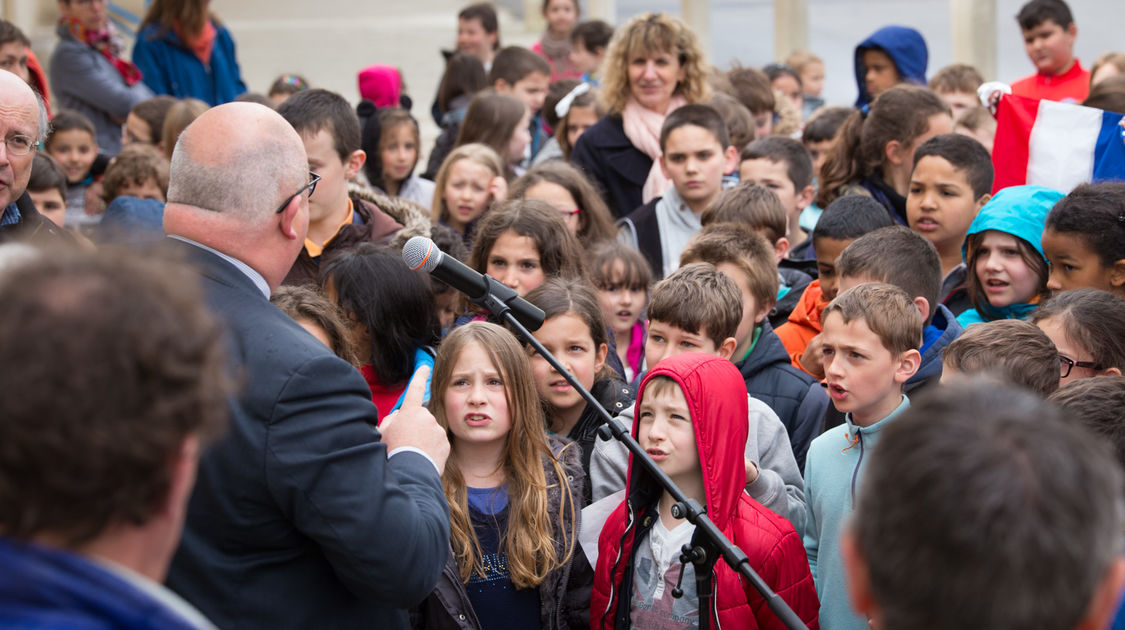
[379,366,450,472]
[800,333,826,380]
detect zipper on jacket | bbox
[849,430,866,506]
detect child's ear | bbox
[796,184,816,211]
[722,145,739,174]
[659,154,671,179]
[595,342,608,374]
[717,337,738,360]
[1108,259,1125,292]
[912,296,931,324]
[974,192,992,212]
[773,237,790,263]
[893,348,922,384]
[754,302,772,325]
[344,149,366,181]
[493,79,511,94]
[884,139,906,167]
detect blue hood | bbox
[961,185,1063,264]
[854,26,929,107]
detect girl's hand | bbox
[488,176,508,203]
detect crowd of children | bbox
[7,0,1125,628]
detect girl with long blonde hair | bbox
[414,322,590,629]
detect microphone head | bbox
[402,236,441,272]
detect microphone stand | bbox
[470,276,808,630]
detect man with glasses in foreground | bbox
[0,70,71,245]
[161,102,451,629]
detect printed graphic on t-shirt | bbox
[630,519,699,630]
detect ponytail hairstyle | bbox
[507,161,615,245]
[816,85,950,207]
[430,322,577,586]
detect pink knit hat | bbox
[357,65,403,108]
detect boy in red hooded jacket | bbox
[591,353,820,629]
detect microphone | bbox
[402,236,545,331]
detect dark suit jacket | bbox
[164,238,449,629]
[569,114,652,219]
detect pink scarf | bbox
[621,95,687,203]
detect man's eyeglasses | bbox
[276,172,320,214]
[1059,354,1100,378]
[3,134,36,156]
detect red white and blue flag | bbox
[991,93,1125,194]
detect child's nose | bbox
[1046,269,1063,292]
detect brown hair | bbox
[929,63,985,94]
[599,12,710,115]
[161,98,209,160]
[554,86,605,159]
[701,181,787,244]
[270,285,357,365]
[437,53,488,113]
[1049,376,1125,471]
[944,319,1060,396]
[141,0,216,36]
[647,262,741,347]
[817,85,951,207]
[589,239,652,293]
[823,282,922,356]
[1029,289,1125,374]
[508,161,615,245]
[707,92,756,151]
[100,144,170,203]
[727,65,774,114]
[455,92,527,172]
[680,223,779,312]
[836,226,942,326]
[524,277,613,383]
[0,250,229,547]
[430,322,576,585]
[1090,52,1125,86]
[785,50,823,76]
[458,2,500,50]
[468,199,586,280]
[129,96,177,146]
[964,231,1049,316]
[431,143,505,227]
[488,46,551,87]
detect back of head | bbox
[277,88,361,161]
[727,65,774,114]
[825,282,922,355]
[455,91,527,161]
[468,198,585,279]
[1083,75,1125,114]
[914,133,993,199]
[802,105,853,144]
[488,46,550,87]
[1046,181,1125,269]
[659,103,729,151]
[320,244,437,383]
[928,63,985,94]
[836,225,941,325]
[818,85,950,208]
[740,135,813,189]
[1029,288,1125,374]
[812,195,896,242]
[0,249,229,548]
[161,98,209,160]
[268,74,310,100]
[1017,0,1075,30]
[707,92,755,150]
[438,53,488,113]
[1049,375,1125,472]
[270,284,355,364]
[600,13,709,115]
[648,262,741,346]
[853,380,1123,630]
[680,223,779,312]
[943,319,1059,396]
[700,182,786,244]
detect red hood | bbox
[627,353,748,530]
[785,279,828,331]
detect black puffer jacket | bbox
[410,435,594,630]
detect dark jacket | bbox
[164,239,449,629]
[283,188,429,287]
[771,266,814,329]
[0,192,76,247]
[592,354,820,630]
[616,197,661,277]
[0,537,211,630]
[735,320,830,471]
[570,114,651,218]
[411,435,593,630]
[569,375,634,504]
[132,22,247,105]
[854,26,928,108]
[905,303,962,395]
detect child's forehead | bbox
[822,311,889,350]
[663,124,724,150]
[640,377,689,405]
[50,128,96,144]
[1023,19,1065,35]
[914,154,971,181]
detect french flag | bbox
[991,93,1125,194]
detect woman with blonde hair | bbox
[413,322,590,629]
[132,0,247,105]
[569,12,710,217]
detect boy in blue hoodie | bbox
[835,225,961,395]
[854,25,929,108]
[803,282,921,630]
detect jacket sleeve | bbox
[570,130,611,209]
[745,397,808,539]
[589,404,633,501]
[802,456,820,590]
[132,36,172,96]
[753,528,821,630]
[51,43,151,120]
[264,354,449,606]
[790,383,830,472]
